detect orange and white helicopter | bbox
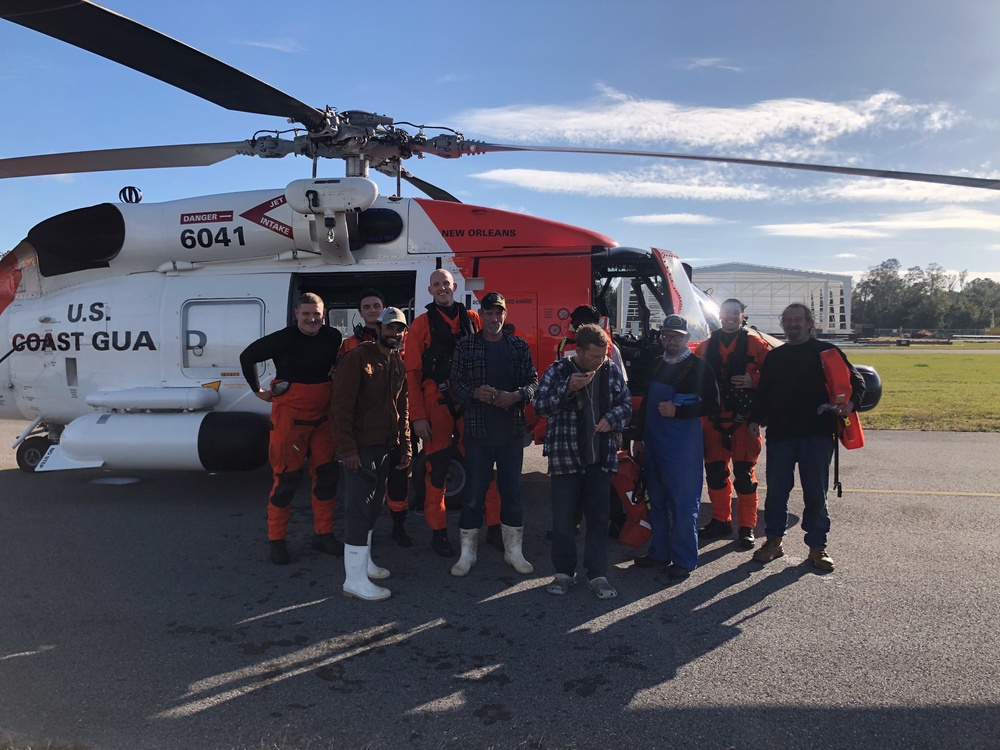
[2,2,987,475]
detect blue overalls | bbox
[644,380,704,571]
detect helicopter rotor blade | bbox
[439,142,1000,191]
[399,170,461,203]
[0,142,252,179]
[0,1,328,131]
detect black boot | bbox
[431,528,455,557]
[311,532,344,556]
[698,518,733,540]
[270,539,291,565]
[391,510,413,547]
[486,523,504,551]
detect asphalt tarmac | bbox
[1,421,998,750]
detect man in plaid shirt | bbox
[449,292,538,577]
[534,323,631,599]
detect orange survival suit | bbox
[694,328,771,529]
[240,324,342,541]
[404,302,500,531]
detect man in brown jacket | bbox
[331,307,410,601]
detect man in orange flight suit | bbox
[694,298,771,550]
[404,269,501,557]
[339,288,414,547]
[240,292,342,565]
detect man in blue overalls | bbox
[633,315,720,580]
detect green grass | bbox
[854,349,1000,431]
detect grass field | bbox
[853,346,1000,431]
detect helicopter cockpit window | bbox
[592,249,674,393]
[693,285,722,332]
[592,251,672,338]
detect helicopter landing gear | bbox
[16,435,52,473]
[408,450,468,512]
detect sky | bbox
[3,0,1000,282]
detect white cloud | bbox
[436,72,472,84]
[805,177,1000,204]
[622,213,724,225]
[684,58,743,73]
[834,253,861,258]
[471,162,1000,207]
[234,38,304,53]
[471,166,772,201]
[455,87,958,160]
[759,205,1000,239]
[759,223,890,239]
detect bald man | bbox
[404,269,501,556]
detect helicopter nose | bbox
[1,254,23,316]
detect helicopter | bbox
[1,1,991,476]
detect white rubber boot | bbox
[502,524,533,574]
[450,528,479,577]
[343,544,390,601]
[367,530,389,580]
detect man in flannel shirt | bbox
[534,323,631,600]
[448,292,539,578]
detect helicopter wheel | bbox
[408,451,468,511]
[16,436,53,473]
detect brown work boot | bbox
[752,536,784,563]
[808,546,835,571]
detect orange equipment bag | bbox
[613,452,652,548]
[820,348,865,450]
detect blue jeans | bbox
[764,435,835,548]
[550,465,611,580]
[460,442,524,529]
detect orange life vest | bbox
[820,348,865,450]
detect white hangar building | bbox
[690,262,853,336]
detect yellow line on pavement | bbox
[843,488,1000,498]
[761,486,1000,498]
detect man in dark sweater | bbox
[240,292,342,565]
[749,303,865,571]
[634,315,719,579]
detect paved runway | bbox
[1,421,998,750]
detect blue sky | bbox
[3,0,1000,281]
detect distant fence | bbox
[871,328,986,337]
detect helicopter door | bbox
[180,298,265,380]
[470,253,590,374]
[295,270,419,339]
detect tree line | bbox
[852,259,1000,331]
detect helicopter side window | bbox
[181,299,265,377]
[357,208,404,244]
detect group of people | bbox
[240,271,865,603]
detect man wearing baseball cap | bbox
[633,314,719,580]
[448,292,539,577]
[331,307,410,601]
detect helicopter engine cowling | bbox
[22,187,391,277]
[36,411,269,473]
